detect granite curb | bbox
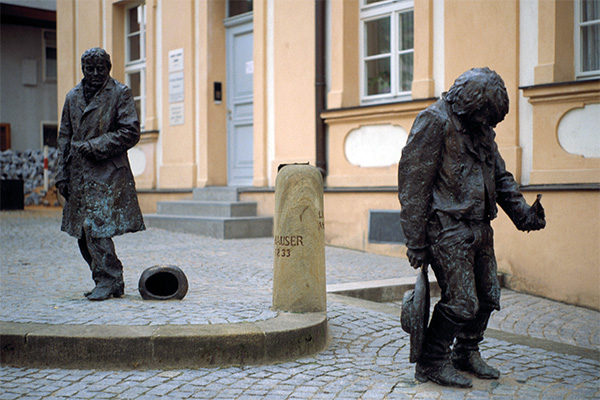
[0,312,327,370]
[325,273,508,303]
[326,277,441,303]
[0,274,425,371]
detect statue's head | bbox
[444,67,509,129]
[81,47,111,90]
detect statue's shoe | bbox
[87,284,123,301]
[85,282,124,298]
[113,282,125,297]
[452,350,500,379]
[415,361,473,388]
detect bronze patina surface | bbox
[398,67,546,388]
[56,48,145,301]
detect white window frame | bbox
[125,2,147,128]
[42,29,57,82]
[360,0,414,105]
[575,0,600,79]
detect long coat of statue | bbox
[56,77,145,238]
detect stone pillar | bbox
[273,164,326,313]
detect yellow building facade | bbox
[57,0,599,310]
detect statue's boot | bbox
[87,282,123,301]
[85,275,124,298]
[415,308,473,388]
[113,280,125,297]
[86,249,125,301]
[87,270,124,301]
[452,309,500,379]
[79,236,98,297]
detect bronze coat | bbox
[398,99,529,251]
[56,78,145,239]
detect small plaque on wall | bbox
[169,103,184,126]
[168,71,184,103]
[168,48,184,72]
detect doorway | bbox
[225,13,253,186]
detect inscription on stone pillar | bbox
[272,164,326,313]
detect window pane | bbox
[365,17,390,56]
[399,52,413,92]
[43,124,58,148]
[128,72,141,97]
[128,35,141,62]
[228,0,253,18]
[366,58,391,95]
[46,47,57,79]
[399,11,414,51]
[128,7,140,34]
[134,99,141,120]
[581,25,600,72]
[581,0,600,22]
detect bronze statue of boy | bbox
[398,67,545,387]
[56,47,145,301]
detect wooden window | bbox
[575,0,600,79]
[360,0,413,104]
[125,3,146,126]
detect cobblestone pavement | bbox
[0,209,412,326]
[390,291,600,352]
[1,209,599,399]
[484,290,599,351]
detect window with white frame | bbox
[360,0,414,104]
[125,3,146,127]
[575,0,600,79]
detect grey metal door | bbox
[225,14,253,186]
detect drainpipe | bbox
[315,0,327,181]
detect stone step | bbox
[192,187,241,202]
[157,200,258,218]
[144,214,273,239]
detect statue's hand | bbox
[520,194,546,232]
[407,248,430,269]
[73,141,93,158]
[56,181,69,201]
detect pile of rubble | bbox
[0,148,60,206]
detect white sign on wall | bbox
[169,103,184,126]
[169,71,184,103]
[167,49,185,126]
[168,48,184,72]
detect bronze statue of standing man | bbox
[56,48,145,301]
[398,68,546,387]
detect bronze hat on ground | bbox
[138,265,188,300]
